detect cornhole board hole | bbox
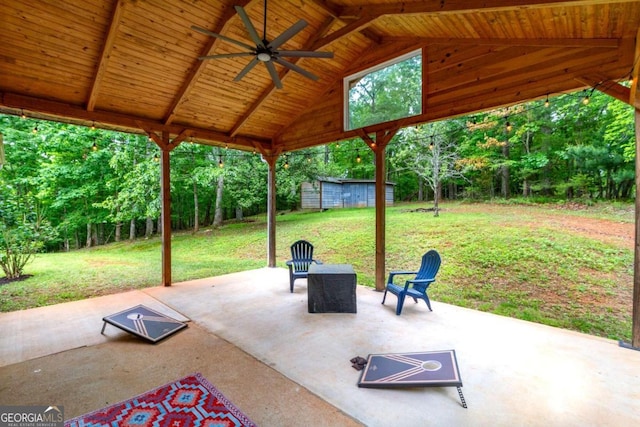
[101,304,188,343]
[357,350,467,408]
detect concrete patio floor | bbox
[1,267,640,426]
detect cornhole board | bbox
[101,304,188,343]
[357,350,467,408]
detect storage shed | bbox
[301,178,394,209]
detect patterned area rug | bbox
[65,373,256,427]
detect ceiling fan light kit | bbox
[192,0,333,89]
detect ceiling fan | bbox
[191,0,333,89]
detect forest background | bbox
[0,85,635,257]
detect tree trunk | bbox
[433,181,442,217]
[129,219,136,241]
[501,143,510,199]
[236,207,243,220]
[418,176,424,201]
[115,222,121,242]
[86,223,92,248]
[145,217,153,238]
[193,180,199,233]
[213,174,224,227]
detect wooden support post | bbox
[263,154,278,267]
[360,129,398,291]
[160,131,172,286]
[145,129,179,287]
[632,107,640,348]
[374,140,386,292]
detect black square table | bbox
[101,304,188,343]
[358,350,467,408]
[307,263,357,313]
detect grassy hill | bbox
[0,201,634,341]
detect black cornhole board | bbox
[357,350,467,408]
[101,304,188,343]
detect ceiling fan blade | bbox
[191,25,255,51]
[234,58,260,82]
[234,5,265,48]
[277,50,334,58]
[268,20,307,50]
[199,52,255,60]
[273,58,319,81]
[265,62,283,89]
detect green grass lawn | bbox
[0,201,634,342]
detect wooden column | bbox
[145,129,184,287]
[359,129,398,291]
[263,154,278,267]
[374,139,387,292]
[633,107,640,347]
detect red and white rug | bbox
[65,373,256,427]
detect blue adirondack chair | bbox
[382,249,441,315]
[286,240,322,293]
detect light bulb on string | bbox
[92,141,98,151]
[218,156,224,168]
[544,94,550,108]
[505,118,512,133]
[582,93,590,105]
[356,151,361,163]
[32,126,38,134]
[91,121,96,130]
[284,158,289,169]
[21,109,26,119]
[429,136,434,150]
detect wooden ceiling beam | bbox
[339,0,639,18]
[312,16,376,50]
[163,0,253,125]
[382,37,621,48]
[86,0,125,112]
[1,92,270,149]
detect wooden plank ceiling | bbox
[1,0,639,155]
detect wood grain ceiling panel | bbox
[1,1,639,151]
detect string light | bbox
[21,109,26,119]
[582,93,590,105]
[284,157,289,169]
[356,151,361,163]
[306,154,311,163]
[218,156,224,168]
[91,121,96,130]
[32,126,38,134]
[92,141,98,151]
[429,136,434,150]
[505,118,512,133]
[544,94,550,108]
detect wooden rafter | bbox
[164,0,253,125]
[312,16,376,50]
[86,0,125,112]
[339,0,639,18]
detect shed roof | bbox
[1,0,639,154]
